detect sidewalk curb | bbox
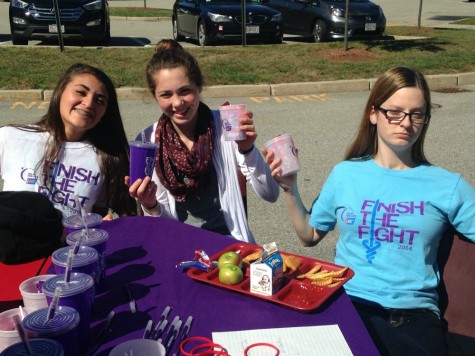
[1,72,474,101]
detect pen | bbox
[159,316,180,345]
[171,316,193,356]
[143,319,153,339]
[125,283,136,313]
[150,305,171,339]
[152,319,168,341]
[165,319,182,355]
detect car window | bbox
[204,0,262,4]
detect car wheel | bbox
[198,21,211,46]
[173,18,185,41]
[313,19,327,43]
[12,36,28,45]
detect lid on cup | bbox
[66,229,109,248]
[52,246,98,268]
[62,213,103,229]
[218,104,246,111]
[264,134,293,149]
[129,140,159,149]
[23,306,80,337]
[1,338,64,356]
[42,273,94,298]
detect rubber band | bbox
[180,336,230,356]
[244,342,280,356]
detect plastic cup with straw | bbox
[45,287,61,324]
[13,314,33,355]
[75,195,90,240]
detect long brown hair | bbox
[344,67,432,164]
[12,63,136,216]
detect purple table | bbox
[83,216,378,355]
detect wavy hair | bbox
[344,67,432,164]
[12,63,136,216]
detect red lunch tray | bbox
[187,243,354,313]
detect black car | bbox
[9,0,110,45]
[262,0,386,42]
[173,0,284,46]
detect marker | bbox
[125,283,136,313]
[143,319,153,339]
[171,316,193,356]
[150,306,171,339]
[165,319,182,355]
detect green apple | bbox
[217,251,242,269]
[218,263,244,285]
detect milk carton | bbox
[250,242,283,296]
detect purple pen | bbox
[150,306,171,339]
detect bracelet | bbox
[143,200,158,210]
[238,144,254,155]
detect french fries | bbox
[297,266,348,288]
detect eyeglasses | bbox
[375,106,430,125]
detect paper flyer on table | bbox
[212,324,353,355]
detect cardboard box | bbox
[250,242,283,296]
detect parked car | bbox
[261,0,386,43]
[172,0,284,46]
[9,0,110,45]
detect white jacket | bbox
[139,110,279,243]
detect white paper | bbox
[212,324,353,356]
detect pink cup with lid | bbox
[264,134,300,177]
[219,104,247,141]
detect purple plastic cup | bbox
[129,140,159,185]
[52,246,98,290]
[219,104,248,141]
[22,307,78,356]
[264,134,300,177]
[66,229,109,289]
[0,338,64,356]
[62,213,103,235]
[42,273,94,353]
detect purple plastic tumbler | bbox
[129,140,159,185]
[62,213,103,235]
[42,273,94,353]
[0,338,64,356]
[52,246,99,290]
[22,306,78,356]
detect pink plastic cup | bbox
[219,104,247,141]
[264,134,300,177]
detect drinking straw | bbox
[64,249,74,283]
[45,286,61,323]
[73,230,85,255]
[75,195,89,239]
[141,130,146,142]
[13,314,33,355]
[19,305,25,320]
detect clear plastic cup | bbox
[0,338,64,356]
[66,229,109,289]
[219,104,247,141]
[0,308,31,352]
[264,134,300,177]
[109,339,166,356]
[62,213,103,235]
[18,275,56,311]
[52,245,99,294]
[42,273,94,353]
[129,140,159,185]
[22,306,79,356]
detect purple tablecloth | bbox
[78,216,378,355]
